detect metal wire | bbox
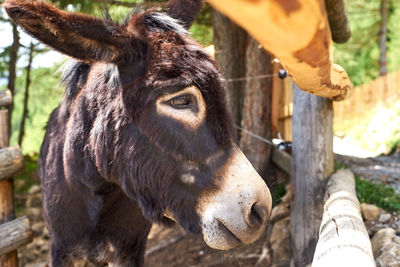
[224,73,277,83]
[235,125,275,146]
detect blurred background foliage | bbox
[334,0,400,86]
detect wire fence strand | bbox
[235,125,275,146]
[224,74,277,83]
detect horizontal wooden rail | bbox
[206,0,353,101]
[0,90,12,108]
[312,169,375,267]
[0,146,24,181]
[0,216,33,256]
[271,148,291,176]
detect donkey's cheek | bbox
[196,147,272,250]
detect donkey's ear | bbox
[165,0,203,29]
[3,0,144,63]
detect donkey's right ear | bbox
[165,0,203,29]
[3,0,145,63]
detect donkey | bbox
[4,0,272,266]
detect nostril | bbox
[248,203,268,227]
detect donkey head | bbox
[4,0,272,250]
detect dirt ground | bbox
[17,186,271,267]
[15,151,399,266]
[144,223,269,267]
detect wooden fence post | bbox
[0,91,12,108]
[0,89,24,267]
[0,109,19,267]
[291,84,334,266]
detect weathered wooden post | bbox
[0,91,12,108]
[0,89,31,267]
[291,85,334,266]
[0,89,18,267]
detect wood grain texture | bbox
[312,169,375,267]
[212,10,248,129]
[271,148,291,176]
[206,0,353,101]
[291,84,334,266]
[239,37,273,177]
[0,217,33,256]
[0,111,9,148]
[0,146,24,181]
[0,110,19,267]
[0,91,12,108]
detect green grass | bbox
[334,161,345,172]
[270,183,287,207]
[336,162,400,211]
[355,174,400,211]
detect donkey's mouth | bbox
[215,219,242,246]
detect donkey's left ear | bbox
[165,0,203,29]
[3,0,145,64]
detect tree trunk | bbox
[324,0,351,44]
[18,43,35,147]
[212,10,248,137]
[291,84,334,267]
[379,0,387,76]
[239,37,273,177]
[6,23,20,139]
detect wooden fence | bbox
[272,63,293,141]
[0,89,32,266]
[333,70,400,133]
[274,70,400,140]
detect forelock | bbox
[144,12,188,35]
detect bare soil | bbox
[144,224,269,267]
[17,187,270,267]
[16,152,400,266]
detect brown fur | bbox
[2,1,251,266]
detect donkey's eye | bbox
[170,95,192,108]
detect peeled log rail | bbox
[0,216,32,256]
[206,0,353,101]
[312,169,375,267]
[271,148,291,176]
[0,90,12,107]
[0,146,24,181]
